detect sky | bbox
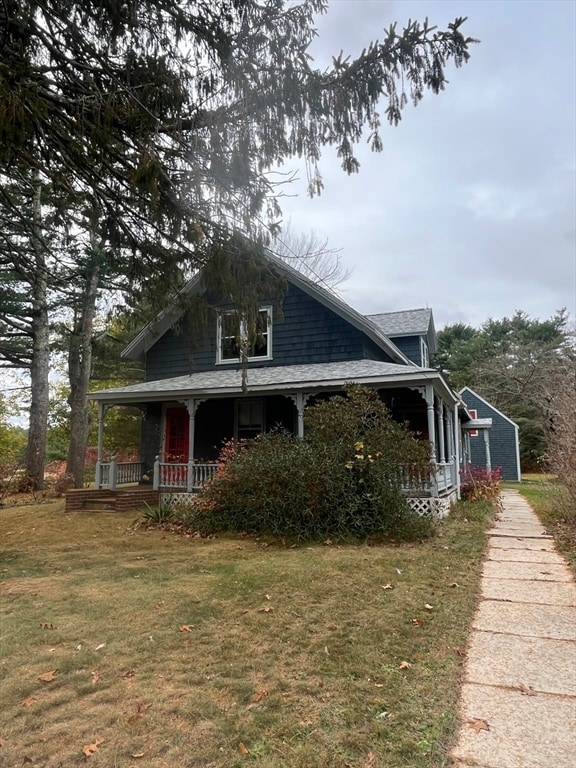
[276,0,576,330]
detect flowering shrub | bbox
[460,465,502,502]
[190,386,432,541]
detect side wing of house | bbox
[459,387,521,481]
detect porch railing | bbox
[152,457,219,492]
[95,460,145,490]
[401,458,457,496]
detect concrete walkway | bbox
[450,488,576,768]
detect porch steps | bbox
[65,488,159,513]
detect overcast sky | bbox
[276,0,576,330]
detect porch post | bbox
[286,393,310,438]
[454,404,461,498]
[184,399,204,492]
[425,384,437,496]
[95,402,108,489]
[483,429,492,473]
[437,400,446,463]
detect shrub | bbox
[190,386,433,541]
[460,465,502,502]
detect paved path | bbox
[450,488,576,768]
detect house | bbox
[68,250,485,516]
[459,387,521,481]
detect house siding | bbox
[144,284,396,380]
[389,336,423,366]
[460,388,520,481]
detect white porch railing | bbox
[152,457,219,492]
[95,460,145,490]
[401,458,457,496]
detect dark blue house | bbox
[85,251,493,515]
[459,387,521,481]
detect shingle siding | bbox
[460,388,520,481]
[390,336,422,366]
[144,283,397,381]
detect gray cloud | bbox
[278,0,576,329]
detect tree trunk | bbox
[66,230,101,488]
[25,175,50,490]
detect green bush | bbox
[190,386,433,541]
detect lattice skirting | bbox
[160,492,197,510]
[407,492,456,519]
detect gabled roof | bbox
[458,387,519,429]
[122,250,413,367]
[366,308,437,353]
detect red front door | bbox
[164,407,189,462]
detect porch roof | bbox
[90,359,458,404]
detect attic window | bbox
[420,338,429,367]
[217,307,272,364]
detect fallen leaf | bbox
[381,583,394,590]
[38,670,57,682]
[131,752,146,759]
[23,757,33,764]
[449,582,459,588]
[469,718,490,733]
[91,670,100,684]
[374,683,384,688]
[39,622,56,630]
[323,538,333,546]
[82,739,103,756]
[21,697,37,707]
[424,603,433,610]
[258,606,273,613]
[121,669,136,679]
[76,644,82,651]
[399,661,412,669]
[519,683,537,696]
[136,702,152,716]
[0,738,4,747]
[411,618,422,626]
[376,710,388,720]
[179,625,193,632]
[265,594,271,600]
[250,689,268,703]
[238,742,249,755]
[454,647,466,657]
[95,643,106,651]
[395,568,402,575]
[363,752,377,768]
[540,571,552,575]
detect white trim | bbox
[216,306,273,365]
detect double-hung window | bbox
[217,306,272,364]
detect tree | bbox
[1,1,477,487]
[270,223,350,290]
[435,310,571,468]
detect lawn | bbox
[505,475,576,574]
[0,498,494,768]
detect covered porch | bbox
[86,360,473,515]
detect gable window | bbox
[236,399,264,440]
[420,338,429,368]
[217,307,272,364]
[469,409,478,437]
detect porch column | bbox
[95,403,109,489]
[436,399,446,463]
[454,403,461,498]
[184,399,204,492]
[483,429,492,473]
[425,384,437,496]
[286,393,310,438]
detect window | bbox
[469,409,478,437]
[217,307,272,363]
[420,338,429,368]
[236,399,264,440]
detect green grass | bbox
[0,498,495,767]
[504,476,576,574]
